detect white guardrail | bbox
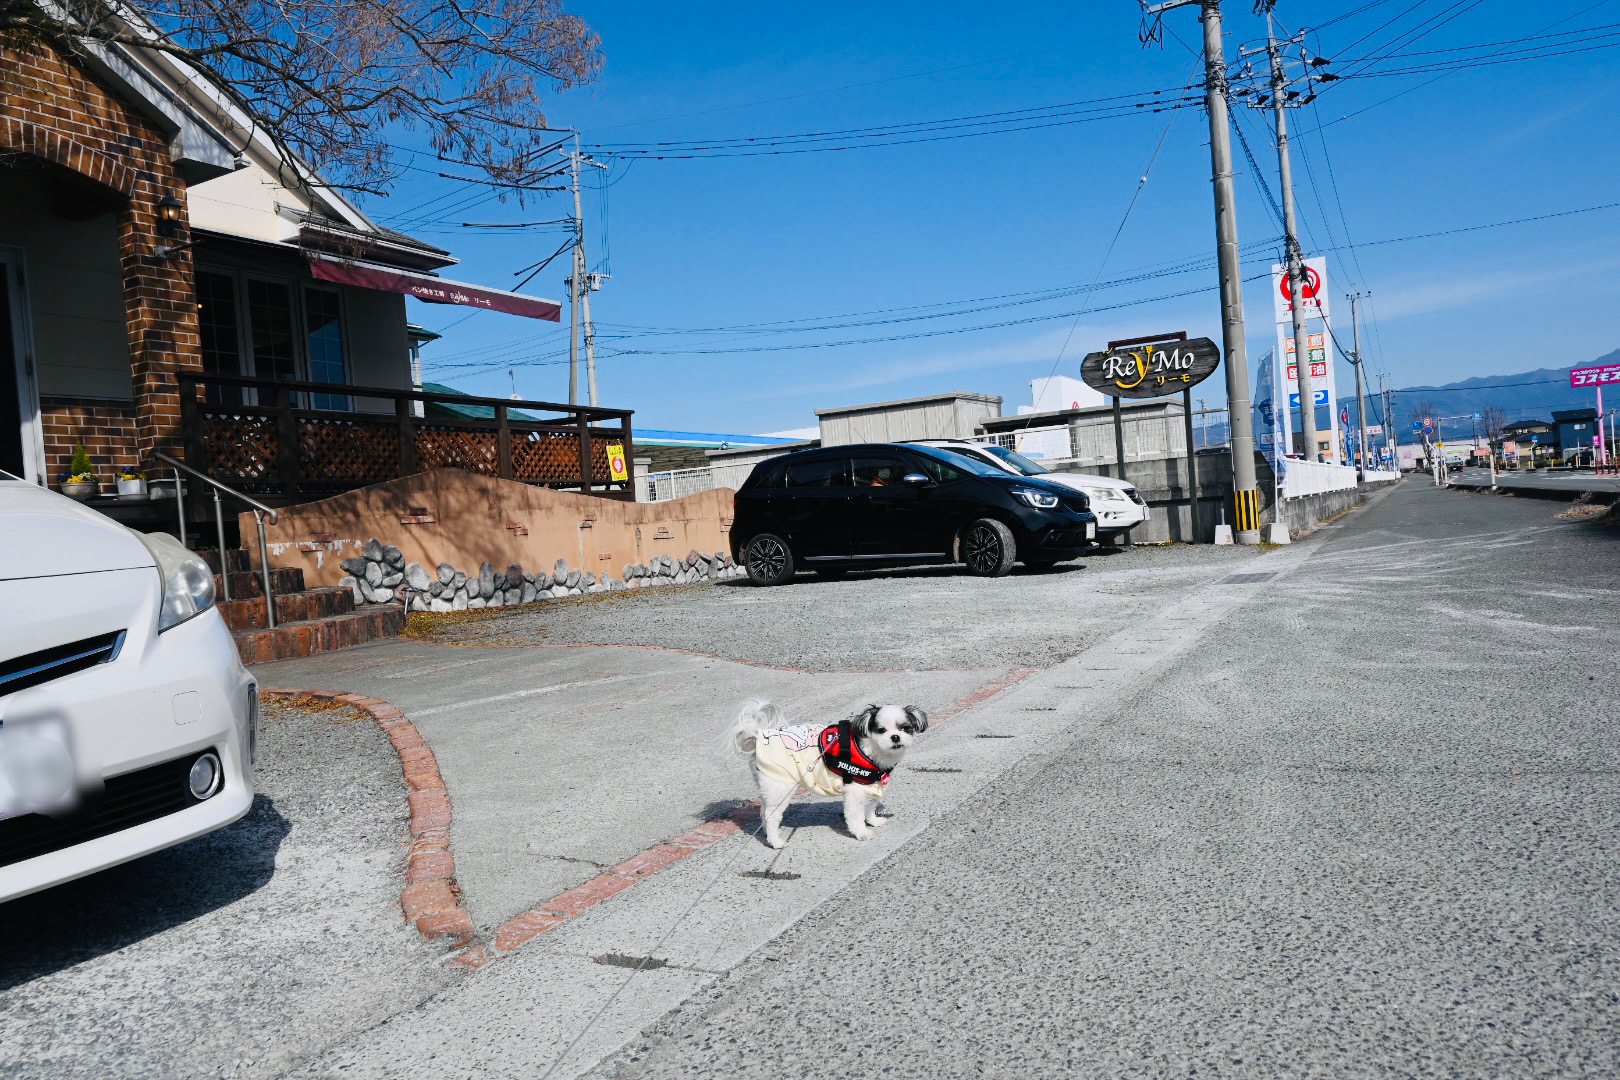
[1280,458,1359,499]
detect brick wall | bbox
[0,34,202,475]
[39,396,138,479]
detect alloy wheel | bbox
[747,537,789,581]
[964,525,1002,573]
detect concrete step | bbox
[217,586,355,632]
[215,566,305,600]
[233,606,406,665]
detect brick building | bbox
[2,17,570,496]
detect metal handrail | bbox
[150,451,281,628]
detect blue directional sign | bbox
[1288,389,1331,407]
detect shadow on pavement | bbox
[0,794,291,991]
[715,561,1093,588]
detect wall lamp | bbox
[155,194,196,259]
[156,194,184,237]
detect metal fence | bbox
[978,409,1229,468]
[646,466,720,502]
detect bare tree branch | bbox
[1,0,601,193]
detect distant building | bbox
[816,392,1003,446]
[1552,408,1599,464]
[1020,375,1106,415]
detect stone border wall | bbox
[337,538,742,612]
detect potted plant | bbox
[59,444,100,500]
[117,468,147,498]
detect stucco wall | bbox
[245,468,736,585]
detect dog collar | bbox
[819,720,890,786]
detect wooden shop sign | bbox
[1081,335,1221,400]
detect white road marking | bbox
[409,672,669,718]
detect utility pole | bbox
[1263,14,1320,467]
[1348,292,1369,475]
[1144,0,1261,542]
[567,142,583,405]
[564,138,611,406]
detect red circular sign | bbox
[1279,265,1322,303]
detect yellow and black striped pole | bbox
[1233,487,1262,537]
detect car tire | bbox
[813,567,850,580]
[743,533,796,586]
[961,518,1016,577]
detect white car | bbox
[0,475,256,902]
[919,440,1150,541]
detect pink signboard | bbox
[1570,363,1620,388]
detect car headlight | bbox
[1082,487,1123,503]
[1010,487,1062,509]
[134,531,216,631]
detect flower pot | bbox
[117,478,148,498]
[61,480,99,500]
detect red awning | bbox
[307,254,561,321]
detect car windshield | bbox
[974,444,1049,476]
[908,444,1008,478]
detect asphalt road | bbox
[591,482,1620,1079]
[1451,466,1620,496]
[0,698,456,1080]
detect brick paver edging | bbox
[260,689,479,961]
[264,666,1041,972]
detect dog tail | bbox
[724,697,786,762]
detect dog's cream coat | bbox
[752,723,885,798]
[727,699,926,850]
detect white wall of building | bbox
[1022,375,1106,415]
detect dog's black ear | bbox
[902,705,929,734]
[855,704,880,733]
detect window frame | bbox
[193,265,353,411]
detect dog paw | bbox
[849,828,873,841]
[764,835,786,850]
[868,815,891,828]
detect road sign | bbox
[1080,336,1221,399]
[1288,389,1331,407]
[1271,258,1330,323]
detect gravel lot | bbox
[0,698,457,1080]
[406,544,1268,672]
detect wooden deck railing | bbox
[177,373,635,502]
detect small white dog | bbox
[727,698,928,849]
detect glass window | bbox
[851,456,909,488]
[978,443,1049,476]
[304,286,349,411]
[196,271,243,406]
[911,448,978,484]
[786,456,847,488]
[246,279,298,384]
[911,444,1003,478]
[747,460,788,489]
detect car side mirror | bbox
[901,473,932,487]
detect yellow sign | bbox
[606,442,629,482]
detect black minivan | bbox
[729,442,1098,585]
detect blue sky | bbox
[359,1,1620,433]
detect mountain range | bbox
[1393,348,1618,426]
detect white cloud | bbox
[1368,257,1620,322]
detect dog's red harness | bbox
[818,720,890,786]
